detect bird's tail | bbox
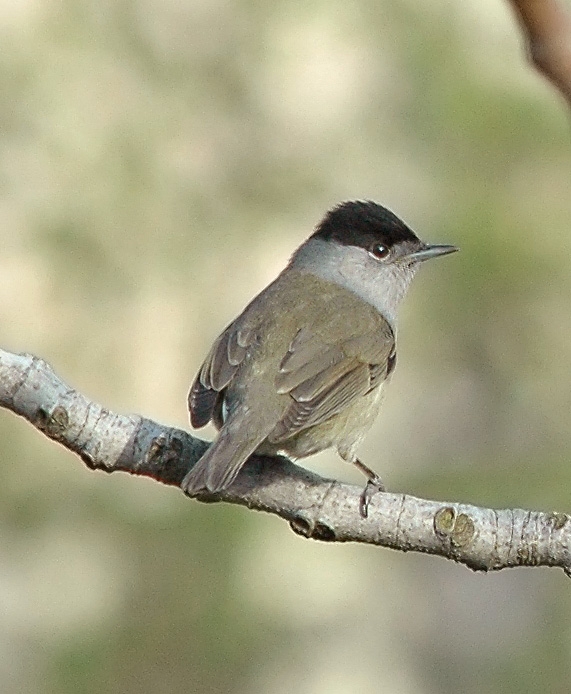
[182,424,265,495]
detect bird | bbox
[182,200,457,516]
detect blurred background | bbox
[1,0,570,691]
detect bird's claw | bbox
[359,475,385,518]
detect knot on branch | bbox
[290,516,336,542]
[146,433,184,467]
[434,506,476,549]
[546,512,569,530]
[35,405,69,441]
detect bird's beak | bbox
[402,244,459,263]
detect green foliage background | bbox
[1,0,570,692]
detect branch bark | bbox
[508,0,571,105]
[1,347,570,576]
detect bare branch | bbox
[1,347,570,576]
[508,0,571,105]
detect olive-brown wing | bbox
[269,320,395,443]
[188,323,256,428]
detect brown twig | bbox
[508,0,571,105]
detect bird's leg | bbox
[351,458,385,518]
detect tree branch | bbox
[508,0,571,105]
[1,347,570,576]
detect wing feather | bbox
[269,318,395,444]
[276,336,345,394]
[188,322,256,429]
[269,363,371,443]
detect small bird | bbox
[182,201,457,515]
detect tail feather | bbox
[182,427,264,495]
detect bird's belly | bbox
[259,385,385,461]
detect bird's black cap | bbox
[312,200,420,249]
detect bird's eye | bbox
[370,243,389,260]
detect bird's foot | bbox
[352,458,385,518]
